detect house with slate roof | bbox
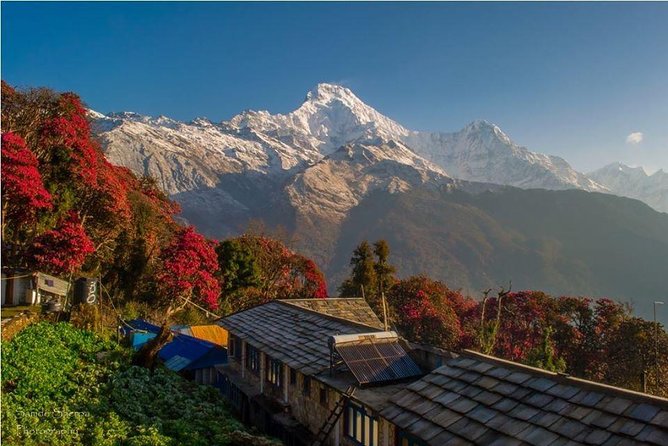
[216,298,668,446]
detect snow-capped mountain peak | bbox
[589,163,668,212]
[304,83,359,103]
[92,83,666,218]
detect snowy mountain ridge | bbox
[91,82,665,220]
[589,163,668,213]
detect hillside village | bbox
[2,84,668,445]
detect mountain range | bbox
[90,83,668,323]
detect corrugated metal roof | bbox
[123,319,227,371]
[158,331,217,363]
[190,325,228,346]
[218,300,384,375]
[184,347,228,371]
[380,351,668,445]
[130,332,156,350]
[164,355,191,372]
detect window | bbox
[266,356,282,387]
[319,385,328,406]
[303,375,311,396]
[229,335,241,360]
[228,336,235,357]
[290,368,297,385]
[246,345,260,373]
[344,401,379,446]
[397,431,427,446]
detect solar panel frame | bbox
[335,338,422,385]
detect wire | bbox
[177,295,221,319]
[98,281,146,332]
[0,273,35,281]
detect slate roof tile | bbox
[596,397,633,416]
[492,398,520,413]
[547,384,581,400]
[583,429,612,445]
[467,406,497,424]
[433,391,461,406]
[472,390,504,406]
[527,377,557,392]
[650,410,668,428]
[616,418,646,437]
[426,407,463,428]
[505,371,533,385]
[525,391,555,408]
[516,424,559,445]
[509,403,541,421]
[627,403,661,423]
[449,397,478,414]
[427,430,458,446]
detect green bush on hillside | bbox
[1,322,277,446]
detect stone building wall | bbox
[225,336,397,446]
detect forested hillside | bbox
[324,187,668,323]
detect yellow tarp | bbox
[190,325,228,347]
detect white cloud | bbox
[626,132,643,145]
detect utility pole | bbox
[654,301,664,391]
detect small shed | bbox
[1,271,70,306]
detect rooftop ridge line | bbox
[462,349,668,406]
[276,299,385,332]
[277,297,368,302]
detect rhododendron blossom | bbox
[29,212,95,274]
[158,226,221,310]
[1,132,52,220]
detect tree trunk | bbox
[132,322,173,371]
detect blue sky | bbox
[3,2,667,173]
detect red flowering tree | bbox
[1,132,52,236]
[487,290,555,361]
[387,276,468,349]
[134,227,221,369]
[157,226,221,312]
[551,296,628,380]
[293,256,328,299]
[29,212,95,275]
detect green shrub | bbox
[1,322,278,446]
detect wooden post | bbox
[241,341,246,379]
[283,364,289,404]
[259,352,265,394]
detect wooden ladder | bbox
[311,385,356,446]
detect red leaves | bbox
[29,212,95,274]
[1,132,52,219]
[229,234,329,302]
[158,227,221,311]
[298,257,328,299]
[388,276,466,349]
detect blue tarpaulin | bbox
[123,319,227,372]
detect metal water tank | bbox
[74,278,99,305]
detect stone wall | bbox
[225,337,398,446]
